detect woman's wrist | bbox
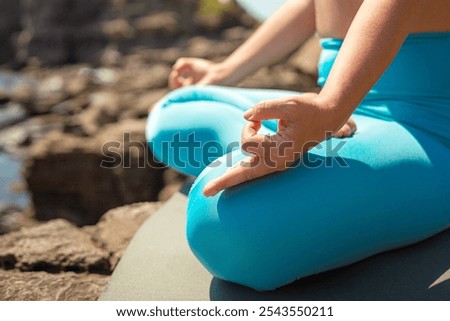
[211,59,254,86]
[205,62,234,86]
[315,92,355,133]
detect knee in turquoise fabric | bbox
[146,87,249,176]
[146,86,284,176]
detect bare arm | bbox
[169,0,315,87]
[216,0,316,84]
[318,0,425,130]
[204,0,426,196]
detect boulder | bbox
[83,202,160,268]
[0,203,24,235]
[0,102,28,130]
[0,201,161,300]
[25,119,165,225]
[23,0,109,65]
[68,90,121,136]
[0,219,111,273]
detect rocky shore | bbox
[0,0,320,300]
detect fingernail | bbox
[243,109,253,120]
[203,189,216,197]
[203,183,214,197]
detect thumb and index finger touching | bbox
[169,58,197,89]
[203,99,296,197]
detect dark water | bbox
[0,153,29,207]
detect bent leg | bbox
[186,115,450,291]
[146,86,298,176]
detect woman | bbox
[146,0,450,291]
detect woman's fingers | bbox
[203,156,276,197]
[169,69,190,89]
[241,120,265,154]
[203,120,297,196]
[169,58,214,88]
[333,117,357,138]
[169,59,195,88]
[243,99,296,121]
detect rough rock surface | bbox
[0,201,159,300]
[0,203,24,235]
[0,270,110,301]
[83,202,160,268]
[25,119,164,225]
[3,0,254,66]
[0,219,111,273]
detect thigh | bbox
[186,114,450,290]
[146,86,298,175]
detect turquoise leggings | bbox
[146,33,450,291]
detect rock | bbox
[119,63,170,91]
[133,12,182,37]
[32,75,68,114]
[158,169,185,202]
[222,26,253,42]
[0,125,29,153]
[0,102,28,130]
[0,203,23,235]
[288,35,322,76]
[194,1,255,33]
[0,219,111,273]
[0,270,109,300]
[0,114,64,153]
[158,181,184,202]
[68,91,121,136]
[83,202,160,268]
[119,88,168,119]
[12,114,64,146]
[64,69,92,97]
[102,19,135,41]
[91,68,118,86]
[100,46,123,67]
[136,47,182,65]
[50,100,80,116]
[25,119,165,226]
[24,0,109,65]
[186,36,238,59]
[0,71,36,103]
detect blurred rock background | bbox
[0,0,320,300]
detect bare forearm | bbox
[318,0,424,130]
[217,0,315,84]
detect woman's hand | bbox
[203,93,354,196]
[169,58,227,89]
